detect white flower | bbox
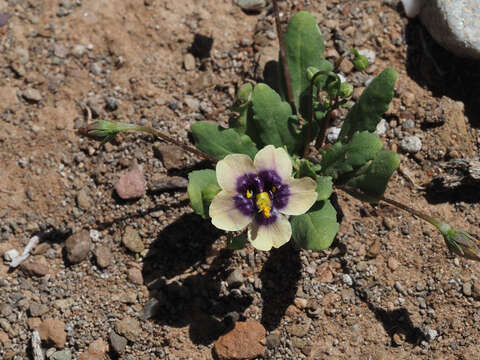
[209,145,317,251]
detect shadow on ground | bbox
[142,213,252,345]
[405,19,480,128]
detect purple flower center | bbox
[234,169,290,225]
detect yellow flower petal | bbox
[209,190,252,231]
[253,145,292,182]
[279,177,317,215]
[248,214,292,251]
[216,154,256,191]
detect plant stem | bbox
[315,97,336,150]
[338,185,440,228]
[272,0,296,115]
[136,126,218,163]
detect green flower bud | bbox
[231,83,253,112]
[339,82,353,98]
[351,49,369,71]
[437,222,480,261]
[84,120,139,144]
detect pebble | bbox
[21,257,49,276]
[54,44,69,58]
[109,331,127,355]
[122,226,144,253]
[357,48,376,64]
[420,0,480,59]
[149,176,188,192]
[326,127,341,143]
[90,62,102,75]
[65,230,91,264]
[94,245,113,268]
[127,267,143,285]
[78,339,108,360]
[183,53,196,71]
[114,163,146,200]
[0,330,9,345]
[22,88,42,102]
[266,331,281,348]
[153,143,184,170]
[4,249,19,261]
[38,318,67,348]
[342,274,353,286]
[395,281,407,295]
[287,316,312,337]
[115,316,142,341]
[387,257,400,270]
[226,269,244,288]
[29,302,49,317]
[214,321,266,359]
[383,217,395,230]
[399,135,422,153]
[50,349,72,360]
[72,44,86,58]
[184,96,200,111]
[76,189,93,210]
[234,0,266,11]
[0,13,9,28]
[338,58,354,74]
[105,97,118,111]
[463,282,472,297]
[294,297,308,309]
[0,304,13,317]
[472,280,480,299]
[375,119,389,136]
[425,327,438,342]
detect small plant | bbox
[83,7,479,261]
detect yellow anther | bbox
[246,189,253,198]
[272,186,276,192]
[256,192,272,218]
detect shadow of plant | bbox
[260,241,302,331]
[141,213,253,345]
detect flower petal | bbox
[209,190,253,231]
[216,154,256,191]
[278,177,317,216]
[254,145,292,182]
[248,214,292,251]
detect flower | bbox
[436,221,480,262]
[209,145,317,251]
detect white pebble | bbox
[343,274,353,286]
[401,0,426,18]
[4,249,19,261]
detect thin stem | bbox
[137,126,218,163]
[338,185,440,227]
[272,0,296,115]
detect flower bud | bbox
[436,221,480,261]
[351,49,369,71]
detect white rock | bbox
[358,49,376,64]
[401,0,426,18]
[375,118,389,136]
[326,127,341,143]
[4,249,19,261]
[400,135,422,153]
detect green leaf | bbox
[191,122,258,159]
[187,170,220,219]
[282,11,325,118]
[227,233,248,250]
[291,200,339,251]
[345,149,400,200]
[249,83,302,154]
[316,176,333,201]
[297,159,320,179]
[339,68,397,142]
[229,83,254,134]
[351,49,369,71]
[320,131,383,180]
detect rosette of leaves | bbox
[188,11,399,252]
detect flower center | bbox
[255,191,272,218]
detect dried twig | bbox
[9,235,40,268]
[32,330,44,360]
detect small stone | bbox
[27,317,42,330]
[184,96,200,111]
[90,62,102,75]
[183,53,196,71]
[29,302,49,317]
[0,86,19,110]
[22,88,42,102]
[326,127,341,143]
[214,321,266,360]
[115,317,141,342]
[400,136,422,153]
[368,238,381,258]
[0,330,9,345]
[153,143,184,170]
[234,0,266,11]
[65,230,91,264]
[375,119,389,136]
[226,269,244,288]
[287,315,312,337]
[387,257,400,271]
[266,331,281,348]
[149,175,188,192]
[383,217,395,230]
[425,327,438,342]
[49,349,72,360]
[76,189,93,210]
[127,268,143,285]
[0,13,9,28]
[38,318,66,348]
[105,97,118,111]
[342,274,353,286]
[54,44,69,58]
[122,226,144,253]
[472,280,480,299]
[78,339,108,360]
[114,163,146,200]
[95,245,113,268]
[357,48,376,64]
[395,281,407,295]
[294,297,308,309]
[338,58,354,74]
[463,282,472,297]
[4,249,19,261]
[72,44,86,58]
[109,331,127,355]
[21,257,49,277]
[0,304,13,317]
